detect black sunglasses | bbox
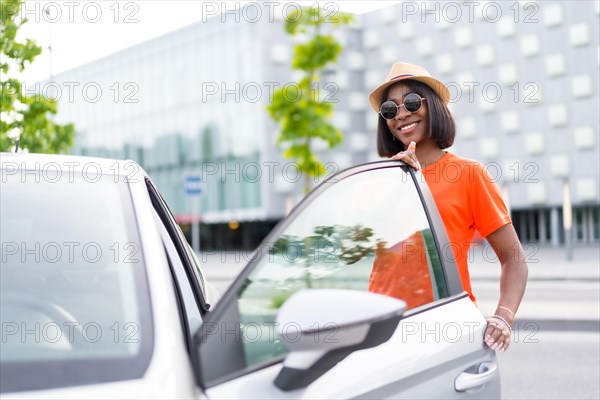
[379,93,426,120]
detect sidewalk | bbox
[468,244,599,281]
[468,244,599,324]
[198,244,600,325]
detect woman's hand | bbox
[391,141,421,170]
[484,315,512,352]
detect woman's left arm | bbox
[483,223,529,352]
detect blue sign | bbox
[184,175,203,196]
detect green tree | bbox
[0,0,74,153]
[269,223,375,290]
[266,6,353,194]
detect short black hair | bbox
[376,80,456,157]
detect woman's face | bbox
[385,83,431,147]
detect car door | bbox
[192,161,500,399]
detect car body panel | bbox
[205,296,498,399]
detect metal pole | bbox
[192,197,200,253]
[563,179,573,261]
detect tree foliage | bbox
[266,6,353,194]
[1,0,74,153]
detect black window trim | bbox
[145,178,210,314]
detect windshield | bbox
[0,167,153,393]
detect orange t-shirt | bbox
[421,152,512,302]
[368,231,435,310]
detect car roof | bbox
[0,152,145,177]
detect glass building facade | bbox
[47,2,599,249]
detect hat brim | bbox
[368,76,451,113]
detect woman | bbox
[368,62,528,352]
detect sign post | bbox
[184,174,203,253]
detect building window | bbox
[349,92,366,111]
[525,132,545,155]
[550,154,570,177]
[548,104,568,127]
[379,7,395,23]
[521,34,541,57]
[543,3,563,27]
[545,53,566,77]
[347,52,365,70]
[333,70,349,90]
[416,36,434,57]
[454,27,473,48]
[458,117,477,138]
[526,182,547,205]
[397,20,415,39]
[270,44,290,64]
[480,138,499,159]
[366,112,378,130]
[572,74,593,98]
[497,16,516,37]
[479,97,497,113]
[332,111,350,130]
[363,30,379,49]
[476,44,495,66]
[501,111,520,133]
[380,45,399,64]
[331,153,352,169]
[499,63,519,85]
[577,178,598,202]
[455,71,474,86]
[436,54,453,74]
[569,23,591,47]
[332,30,347,47]
[575,126,595,149]
[350,133,369,152]
[365,70,383,91]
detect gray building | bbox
[48,1,599,249]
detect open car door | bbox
[193,161,501,399]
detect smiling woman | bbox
[368,62,528,354]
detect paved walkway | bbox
[468,244,599,281]
[198,244,600,325]
[468,244,599,324]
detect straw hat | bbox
[368,62,451,112]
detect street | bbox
[498,331,599,399]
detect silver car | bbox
[1,153,500,398]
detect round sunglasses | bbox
[379,93,426,120]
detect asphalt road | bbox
[497,330,599,399]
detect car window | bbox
[236,166,448,369]
[0,171,153,393]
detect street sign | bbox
[184,174,203,196]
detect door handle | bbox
[455,362,498,392]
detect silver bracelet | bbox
[497,305,516,319]
[489,314,512,334]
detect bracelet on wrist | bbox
[489,314,513,334]
[497,305,516,319]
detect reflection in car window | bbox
[0,172,152,392]
[237,166,448,368]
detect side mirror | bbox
[273,289,406,391]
